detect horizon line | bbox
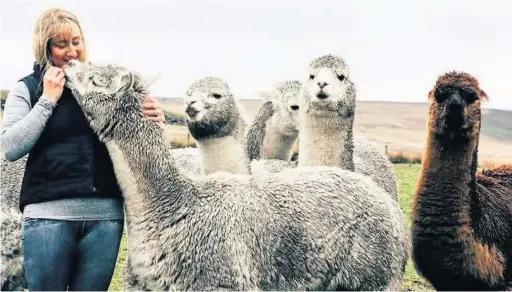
[2,89,511,112]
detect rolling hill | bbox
[160,98,512,164]
[2,88,510,164]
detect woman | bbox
[0,8,165,291]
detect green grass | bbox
[394,164,433,291]
[109,234,128,291]
[108,163,432,291]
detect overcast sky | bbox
[1,0,511,110]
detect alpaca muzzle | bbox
[186,106,200,118]
[185,101,206,122]
[443,97,465,129]
[316,91,329,100]
[444,113,464,130]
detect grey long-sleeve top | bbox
[1,81,124,220]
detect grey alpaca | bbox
[299,54,399,201]
[0,75,170,292]
[63,59,409,291]
[125,77,300,290]
[246,80,301,162]
[0,156,27,291]
[124,77,253,290]
[184,76,251,175]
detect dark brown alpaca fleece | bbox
[477,165,512,189]
[412,71,512,291]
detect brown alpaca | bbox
[412,71,512,291]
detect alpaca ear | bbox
[256,89,273,102]
[257,83,280,102]
[143,73,161,88]
[479,89,489,101]
[120,71,135,92]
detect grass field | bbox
[107,163,434,291]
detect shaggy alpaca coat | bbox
[63,60,410,291]
[0,156,27,291]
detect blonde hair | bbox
[32,8,88,72]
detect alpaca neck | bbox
[415,131,479,228]
[196,122,251,175]
[261,118,298,161]
[414,112,508,288]
[412,128,511,285]
[298,113,354,171]
[105,117,193,219]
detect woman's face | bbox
[49,23,84,68]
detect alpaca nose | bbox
[444,94,465,128]
[318,82,328,89]
[186,99,199,107]
[447,94,463,113]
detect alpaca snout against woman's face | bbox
[63,59,86,89]
[64,60,138,130]
[64,60,133,97]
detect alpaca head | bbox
[63,60,155,138]
[268,80,302,136]
[184,77,242,140]
[302,54,356,117]
[428,71,488,141]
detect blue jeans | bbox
[23,218,124,291]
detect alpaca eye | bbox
[212,93,222,99]
[462,90,478,104]
[90,76,99,86]
[290,105,299,111]
[436,93,449,103]
[466,93,477,103]
[435,88,450,102]
[337,74,346,81]
[309,74,315,80]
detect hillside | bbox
[2,91,510,164]
[160,98,512,164]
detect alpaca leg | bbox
[123,257,149,291]
[384,275,403,291]
[1,273,27,292]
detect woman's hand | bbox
[42,66,66,102]
[142,95,165,124]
